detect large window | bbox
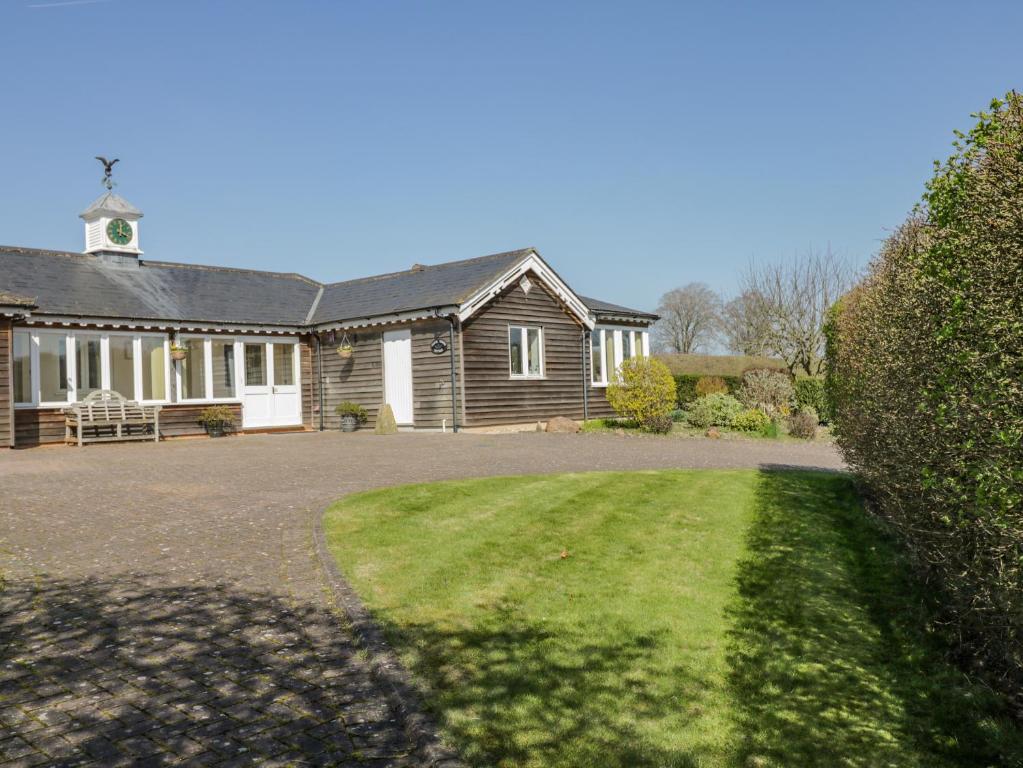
[509,326,543,378]
[177,336,239,401]
[12,332,30,405]
[13,329,169,406]
[590,328,648,386]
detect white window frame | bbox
[508,325,545,380]
[13,328,171,408]
[175,335,244,404]
[590,327,648,388]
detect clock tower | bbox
[80,190,144,262]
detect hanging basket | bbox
[170,347,187,361]
[336,332,354,359]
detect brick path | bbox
[0,431,842,766]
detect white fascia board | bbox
[22,315,304,335]
[457,252,595,329]
[312,305,460,332]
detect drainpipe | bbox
[581,329,589,422]
[314,333,324,431]
[447,315,459,433]
[434,309,459,433]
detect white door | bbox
[383,329,414,425]
[242,340,302,428]
[269,342,301,425]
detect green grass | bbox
[323,471,1023,768]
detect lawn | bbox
[322,470,1023,768]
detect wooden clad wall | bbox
[315,329,384,431]
[0,320,11,447]
[14,403,243,446]
[411,321,460,429]
[300,336,315,429]
[461,275,587,426]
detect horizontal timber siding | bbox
[411,321,460,429]
[315,329,384,431]
[462,274,587,426]
[0,320,11,447]
[14,403,243,446]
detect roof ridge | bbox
[322,248,535,288]
[0,245,91,260]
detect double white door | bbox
[242,341,301,428]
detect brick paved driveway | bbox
[0,431,842,766]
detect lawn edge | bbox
[313,506,464,768]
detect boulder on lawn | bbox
[545,416,581,433]
[705,427,721,439]
[375,404,398,435]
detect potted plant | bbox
[337,342,354,359]
[335,401,368,432]
[170,343,188,361]
[199,405,235,438]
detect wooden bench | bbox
[64,390,162,447]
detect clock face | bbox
[106,218,133,246]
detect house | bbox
[0,189,657,447]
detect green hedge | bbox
[674,375,742,407]
[827,93,1023,702]
[794,377,829,423]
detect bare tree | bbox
[653,283,721,354]
[719,290,772,356]
[739,247,855,376]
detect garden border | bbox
[313,507,464,768]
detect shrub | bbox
[786,408,818,439]
[673,374,742,407]
[827,93,1023,700]
[606,357,677,433]
[794,377,829,423]
[645,413,674,434]
[731,408,770,433]
[335,401,368,423]
[737,368,794,416]
[695,376,728,397]
[198,405,235,427]
[669,409,686,423]
[759,419,780,439]
[685,393,744,429]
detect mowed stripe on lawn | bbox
[323,470,1023,768]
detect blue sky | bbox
[1,1,1019,312]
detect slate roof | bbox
[0,247,320,326]
[310,249,532,325]
[0,290,37,308]
[0,244,656,328]
[581,295,658,320]
[80,192,143,219]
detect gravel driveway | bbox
[0,431,842,766]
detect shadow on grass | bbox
[728,469,1023,767]
[0,576,407,765]
[377,609,709,768]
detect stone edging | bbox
[312,509,464,768]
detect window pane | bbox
[245,343,266,386]
[622,331,632,360]
[509,328,523,375]
[181,338,206,399]
[590,330,603,383]
[40,334,68,402]
[211,340,235,398]
[141,337,166,400]
[605,331,617,382]
[635,332,645,357]
[526,328,542,376]
[13,332,30,404]
[75,334,102,400]
[109,336,135,399]
[273,344,294,386]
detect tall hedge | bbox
[827,94,1023,702]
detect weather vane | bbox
[95,156,119,191]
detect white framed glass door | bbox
[241,339,301,429]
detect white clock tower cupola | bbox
[79,156,143,264]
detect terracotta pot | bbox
[337,346,354,359]
[171,349,187,361]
